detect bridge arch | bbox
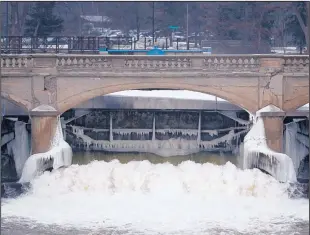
[1,92,30,114]
[57,81,258,114]
[285,94,310,112]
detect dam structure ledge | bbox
[1,54,309,182]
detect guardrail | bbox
[1,54,308,73]
[1,36,203,54]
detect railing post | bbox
[55,36,59,54]
[97,37,100,52]
[144,37,146,50]
[18,36,22,54]
[106,37,110,50]
[44,37,48,53]
[130,37,133,50]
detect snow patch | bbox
[256,104,283,113]
[108,90,226,101]
[32,105,57,112]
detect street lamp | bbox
[152,2,155,45]
[186,3,189,50]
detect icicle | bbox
[219,111,250,125]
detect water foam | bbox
[2,160,308,234]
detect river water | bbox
[1,151,309,235]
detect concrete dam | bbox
[1,92,250,181]
[1,90,309,235]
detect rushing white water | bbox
[2,160,308,234]
[7,121,31,178]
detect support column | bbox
[30,111,58,154]
[262,116,284,153]
[197,111,201,144]
[109,111,113,141]
[152,112,156,141]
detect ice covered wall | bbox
[7,121,31,178]
[65,109,249,156]
[284,119,309,176]
[243,106,296,183]
[19,117,72,183]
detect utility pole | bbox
[152,2,155,45]
[186,3,189,50]
[307,2,310,54]
[5,2,9,48]
[6,2,9,36]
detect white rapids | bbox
[2,160,308,234]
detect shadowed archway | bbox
[57,82,257,115]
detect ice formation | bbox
[284,119,309,173]
[7,121,31,178]
[70,124,246,157]
[200,129,248,150]
[19,116,72,183]
[243,106,296,182]
[219,111,250,125]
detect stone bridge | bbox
[1,54,309,155]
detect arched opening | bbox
[1,92,31,113]
[56,82,258,115]
[61,89,251,168]
[284,94,310,112]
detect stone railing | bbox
[283,55,309,73]
[1,54,309,73]
[1,55,33,68]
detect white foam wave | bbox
[2,160,308,234]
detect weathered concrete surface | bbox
[1,54,309,115]
[31,116,58,154]
[262,116,284,153]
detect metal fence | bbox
[1,36,203,54]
